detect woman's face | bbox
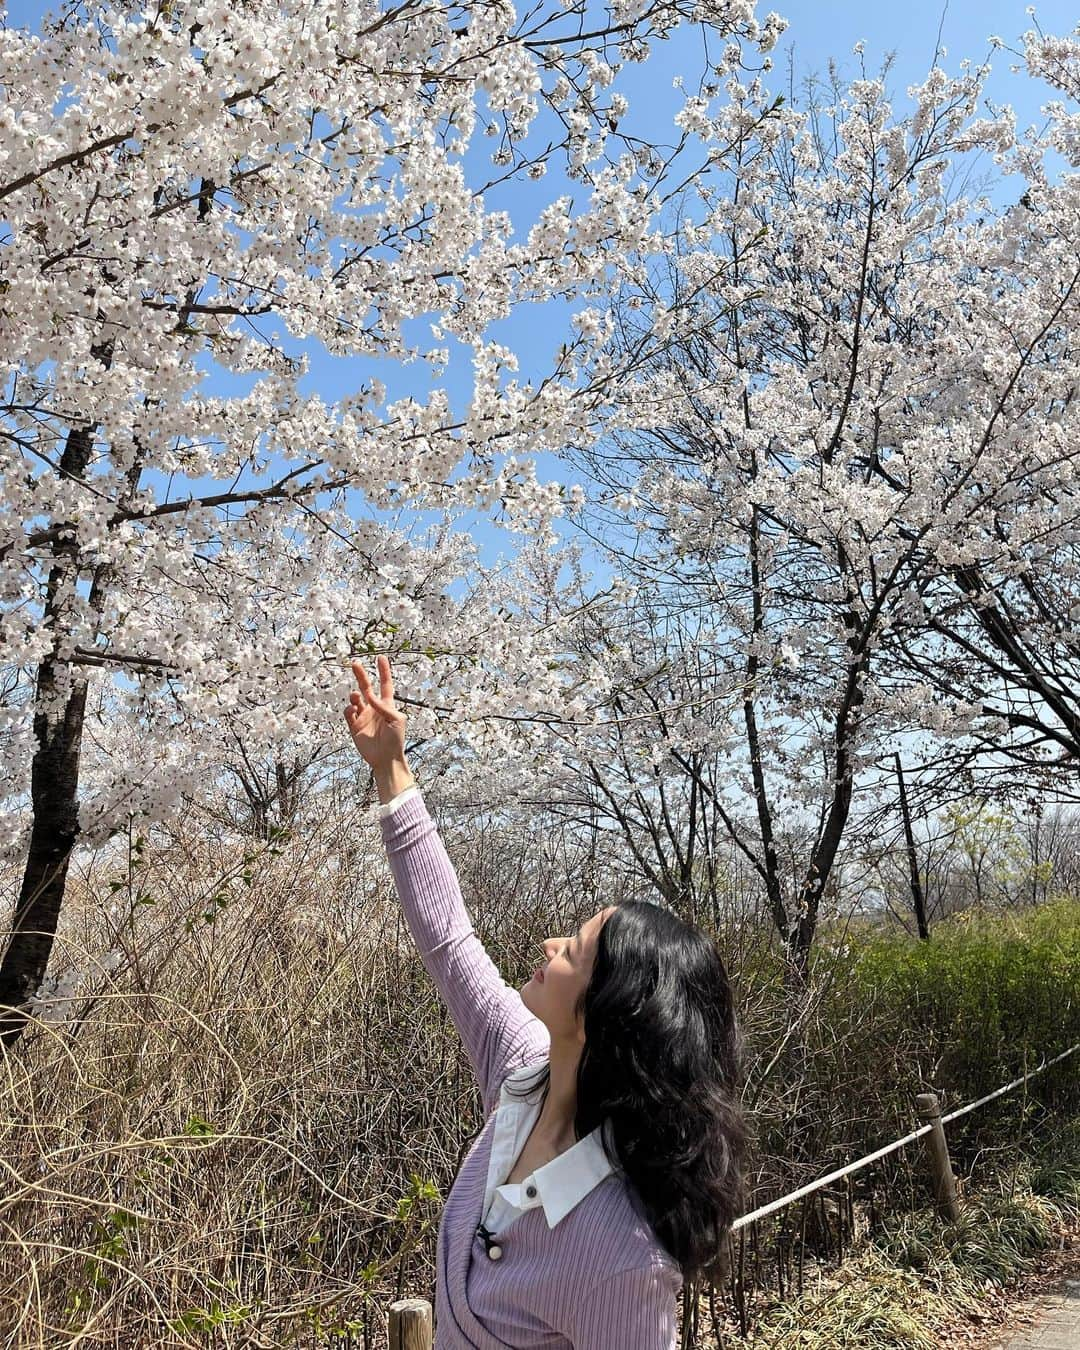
[521,905,618,1044]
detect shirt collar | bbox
[497,1061,615,1229]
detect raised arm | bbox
[377,778,549,1114]
[345,656,549,1115]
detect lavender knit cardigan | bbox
[379,787,682,1348]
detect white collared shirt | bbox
[481,1059,615,1237]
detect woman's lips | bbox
[533,967,544,982]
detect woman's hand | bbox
[344,654,408,775]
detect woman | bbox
[344,655,748,1349]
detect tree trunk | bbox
[895,753,930,939]
[1,207,210,1049]
[0,660,89,1047]
[777,951,818,1171]
[0,416,99,1049]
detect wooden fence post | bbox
[388,1297,433,1350]
[915,1092,961,1222]
[386,1296,432,1350]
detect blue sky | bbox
[9,0,1077,597]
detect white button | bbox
[489,1244,502,1260]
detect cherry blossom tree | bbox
[537,26,1079,1006]
[0,0,787,1044]
[440,29,1072,1176]
[881,26,1080,809]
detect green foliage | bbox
[385,1171,441,1224]
[298,1303,368,1340]
[63,1209,143,1325]
[168,1302,254,1335]
[1024,1116,1080,1220]
[873,1191,1058,1290]
[822,895,1080,1121]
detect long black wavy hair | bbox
[504,898,749,1288]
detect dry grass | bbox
[1,801,471,1348]
[733,1187,1079,1350]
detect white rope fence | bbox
[732,1040,1080,1232]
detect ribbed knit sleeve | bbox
[563,1263,680,1349]
[379,790,550,1117]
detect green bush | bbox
[731,896,1080,1190]
[823,895,1080,1127]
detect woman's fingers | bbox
[351,659,375,699]
[378,653,395,705]
[350,657,399,720]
